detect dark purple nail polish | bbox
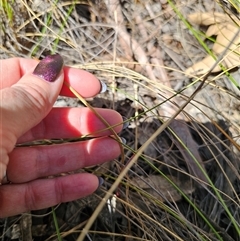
[33,54,64,82]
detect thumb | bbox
[0,54,64,182]
[2,54,64,138]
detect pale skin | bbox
[0,58,123,218]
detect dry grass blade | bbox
[185,12,240,75]
[130,174,195,202]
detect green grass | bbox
[168,0,240,89]
[31,0,77,56]
[0,0,14,23]
[52,207,62,241]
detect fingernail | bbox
[99,80,107,93]
[33,54,64,82]
[120,137,126,145]
[98,176,104,187]
[1,172,10,185]
[0,170,5,185]
[122,116,129,129]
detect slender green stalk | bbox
[123,145,223,241]
[31,0,60,56]
[52,1,77,52]
[167,0,239,89]
[52,207,62,241]
[164,6,239,234]
[0,0,14,23]
[31,0,77,56]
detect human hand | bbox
[0,54,123,218]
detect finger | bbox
[0,58,37,88]
[0,173,100,218]
[61,66,105,98]
[0,54,64,182]
[0,58,104,98]
[8,137,121,183]
[18,108,123,143]
[1,55,64,140]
